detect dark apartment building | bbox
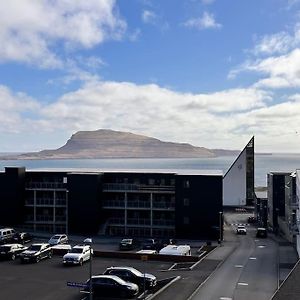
[0,167,223,240]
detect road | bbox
[192,211,278,300]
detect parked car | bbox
[12,232,33,244]
[20,243,52,263]
[48,234,68,246]
[142,238,159,250]
[119,238,140,251]
[81,275,139,298]
[103,266,157,289]
[256,227,268,238]
[0,228,16,244]
[63,244,92,266]
[236,225,247,235]
[0,244,28,260]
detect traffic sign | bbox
[67,281,88,288]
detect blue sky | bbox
[0,0,300,153]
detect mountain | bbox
[1,129,239,159]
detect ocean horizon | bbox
[1,154,300,187]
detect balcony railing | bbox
[127,218,151,226]
[152,202,175,209]
[153,219,174,226]
[24,198,67,206]
[103,183,175,192]
[127,201,150,208]
[102,200,125,208]
[26,182,66,189]
[25,215,66,223]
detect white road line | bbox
[249,257,257,260]
[238,282,249,286]
[220,297,233,300]
[258,245,266,248]
[234,265,243,268]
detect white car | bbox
[48,234,68,246]
[236,225,247,235]
[63,245,92,266]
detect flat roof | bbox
[24,168,223,176]
[255,191,267,199]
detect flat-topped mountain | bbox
[1,129,240,159]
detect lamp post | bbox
[84,238,93,300]
[219,211,223,244]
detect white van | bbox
[0,228,16,244]
[159,245,191,256]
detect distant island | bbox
[1,129,241,159]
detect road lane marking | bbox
[234,265,243,268]
[249,257,257,260]
[238,282,249,286]
[258,245,266,248]
[220,297,232,300]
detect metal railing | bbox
[102,200,125,207]
[26,182,66,189]
[103,183,175,192]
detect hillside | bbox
[1,129,239,159]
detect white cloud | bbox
[142,10,157,24]
[3,80,300,152]
[252,23,300,56]
[249,48,300,88]
[0,0,126,68]
[183,12,222,30]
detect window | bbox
[148,178,155,185]
[183,198,190,206]
[183,180,190,188]
[183,217,190,225]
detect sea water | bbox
[0,154,300,186]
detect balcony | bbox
[153,219,175,227]
[26,182,66,190]
[127,218,151,226]
[127,201,150,209]
[102,200,125,208]
[25,215,66,223]
[152,201,175,210]
[103,183,175,193]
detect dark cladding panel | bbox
[0,167,26,226]
[175,174,223,240]
[246,137,255,205]
[67,173,102,234]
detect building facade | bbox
[223,136,255,206]
[0,167,223,240]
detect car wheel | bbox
[120,291,127,298]
[36,256,40,263]
[11,254,16,260]
[48,251,52,259]
[79,259,83,266]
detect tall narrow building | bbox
[223,137,255,206]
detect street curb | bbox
[146,276,181,300]
[186,242,238,300]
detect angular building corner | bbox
[223,136,255,206]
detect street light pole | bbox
[219,211,223,244]
[84,238,93,300]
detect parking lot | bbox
[0,253,175,300]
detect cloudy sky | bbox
[1,0,300,153]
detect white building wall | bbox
[296,170,300,257]
[223,150,247,206]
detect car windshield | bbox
[51,235,61,240]
[121,239,132,243]
[238,226,245,229]
[69,248,83,253]
[29,245,42,251]
[144,239,153,244]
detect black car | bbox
[248,216,256,224]
[82,275,139,298]
[142,238,159,251]
[256,228,268,238]
[12,232,32,244]
[0,244,28,260]
[20,243,52,263]
[104,266,157,289]
[119,238,140,251]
